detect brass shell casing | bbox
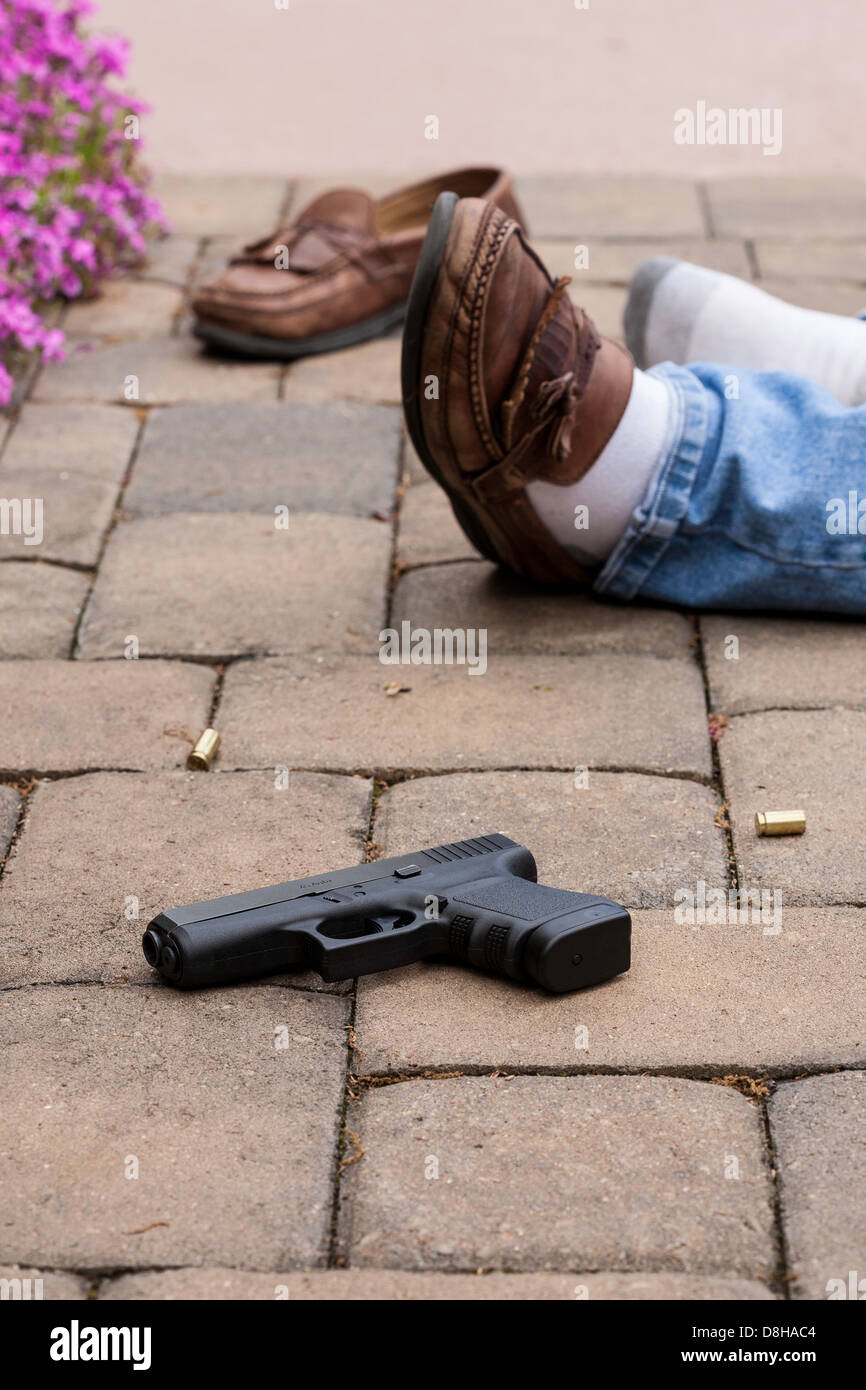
[755,809,805,837]
[187,728,220,771]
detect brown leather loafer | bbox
[192,168,524,359]
[401,194,635,584]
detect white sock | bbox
[526,366,673,564]
[627,257,866,407]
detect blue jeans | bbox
[596,362,866,613]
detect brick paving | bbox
[337,1076,775,1275]
[1,174,864,1301]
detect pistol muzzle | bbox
[142,927,181,981]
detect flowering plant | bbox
[0,0,164,405]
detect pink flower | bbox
[0,362,14,405]
[67,235,96,268]
[0,0,165,404]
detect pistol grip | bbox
[446,878,631,993]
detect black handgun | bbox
[142,833,630,994]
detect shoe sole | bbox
[400,191,504,566]
[193,301,407,360]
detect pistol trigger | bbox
[366,909,416,931]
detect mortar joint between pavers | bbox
[83,1260,782,1289]
[344,1064,861,1092]
[394,556,486,582]
[0,554,96,578]
[364,776,390,862]
[277,178,297,224]
[325,769,382,1267]
[383,435,415,623]
[168,233,211,327]
[69,408,149,659]
[71,652,250,671]
[727,703,864,718]
[745,238,761,281]
[0,777,33,890]
[692,617,740,891]
[0,765,151,782]
[758,1096,795,1300]
[206,661,227,728]
[221,763,714,785]
[696,180,715,239]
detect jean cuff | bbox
[593,362,712,601]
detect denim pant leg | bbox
[596,362,866,614]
